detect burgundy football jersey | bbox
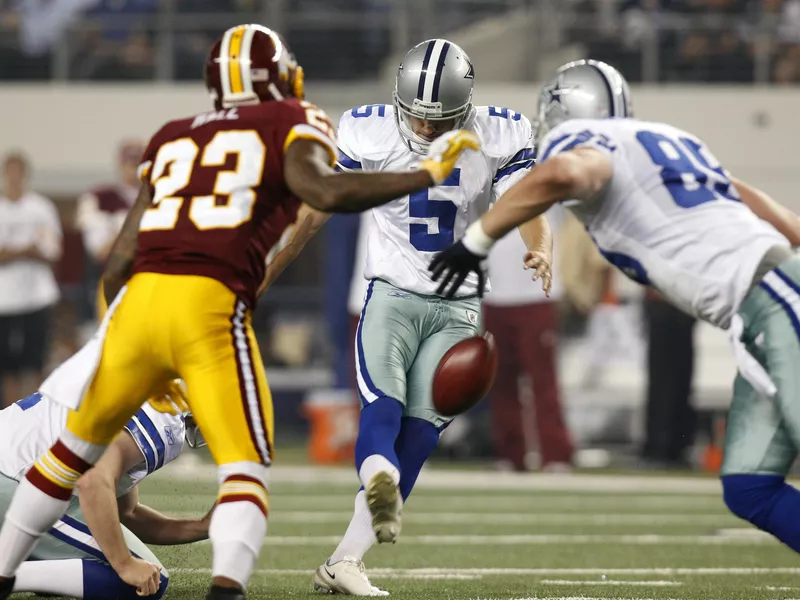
[133,99,336,308]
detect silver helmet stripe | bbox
[415,41,436,101]
[219,27,234,97]
[420,40,449,103]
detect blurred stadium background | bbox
[6,3,800,599]
[2,0,800,476]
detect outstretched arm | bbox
[258,203,331,297]
[478,148,613,244]
[430,148,612,298]
[102,184,151,306]
[76,432,162,595]
[284,131,478,213]
[733,177,800,246]
[518,215,553,296]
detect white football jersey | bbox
[337,104,534,297]
[0,393,185,497]
[538,118,789,328]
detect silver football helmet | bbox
[393,39,475,153]
[536,59,633,142]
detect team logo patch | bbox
[388,291,412,299]
[165,426,176,446]
[466,310,478,325]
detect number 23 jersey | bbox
[538,117,789,328]
[135,99,337,308]
[337,104,535,297]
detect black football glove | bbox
[429,240,486,299]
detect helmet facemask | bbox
[393,90,473,154]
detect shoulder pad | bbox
[472,106,533,159]
[338,105,398,158]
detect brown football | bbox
[432,333,499,417]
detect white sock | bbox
[330,490,376,563]
[14,559,84,598]
[358,455,400,489]
[211,462,270,588]
[0,477,71,577]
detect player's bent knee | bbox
[722,474,784,528]
[154,571,169,600]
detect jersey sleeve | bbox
[538,119,619,164]
[137,127,165,184]
[123,405,167,475]
[278,101,338,167]
[490,113,536,201]
[335,110,364,172]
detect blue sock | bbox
[82,559,169,600]
[395,417,440,500]
[722,474,800,552]
[354,397,403,473]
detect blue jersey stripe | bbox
[760,281,800,341]
[136,409,166,471]
[356,280,388,405]
[124,416,156,473]
[430,41,451,103]
[539,133,572,163]
[493,160,535,184]
[337,150,362,170]
[416,41,436,100]
[49,525,106,562]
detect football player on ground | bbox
[0,380,210,599]
[302,39,553,596]
[431,60,800,557]
[0,25,478,600]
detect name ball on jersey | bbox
[432,333,498,417]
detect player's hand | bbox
[420,130,480,185]
[117,557,161,596]
[523,250,553,297]
[430,240,486,299]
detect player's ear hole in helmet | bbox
[534,59,633,150]
[205,24,304,110]
[393,39,475,154]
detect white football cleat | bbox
[365,471,402,543]
[313,557,389,596]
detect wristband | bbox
[462,220,495,257]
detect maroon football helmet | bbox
[205,24,305,110]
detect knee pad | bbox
[722,474,784,528]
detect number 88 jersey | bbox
[337,104,535,297]
[538,117,789,328]
[134,99,337,308]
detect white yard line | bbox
[540,580,681,587]
[169,510,736,525]
[196,532,772,545]
[173,566,800,577]
[160,461,728,494]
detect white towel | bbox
[40,287,127,410]
[728,314,777,399]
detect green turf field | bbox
[122,462,800,600]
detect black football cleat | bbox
[205,585,245,600]
[0,576,15,600]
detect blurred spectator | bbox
[0,152,62,408]
[484,209,573,473]
[85,29,154,80]
[75,140,144,313]
[641,291,697,469]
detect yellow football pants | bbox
[67,273,274,466]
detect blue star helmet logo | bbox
[464,61,474,79]
[543,78,577,108]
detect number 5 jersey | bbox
[337,104,535,297]
[538,117,789,328]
